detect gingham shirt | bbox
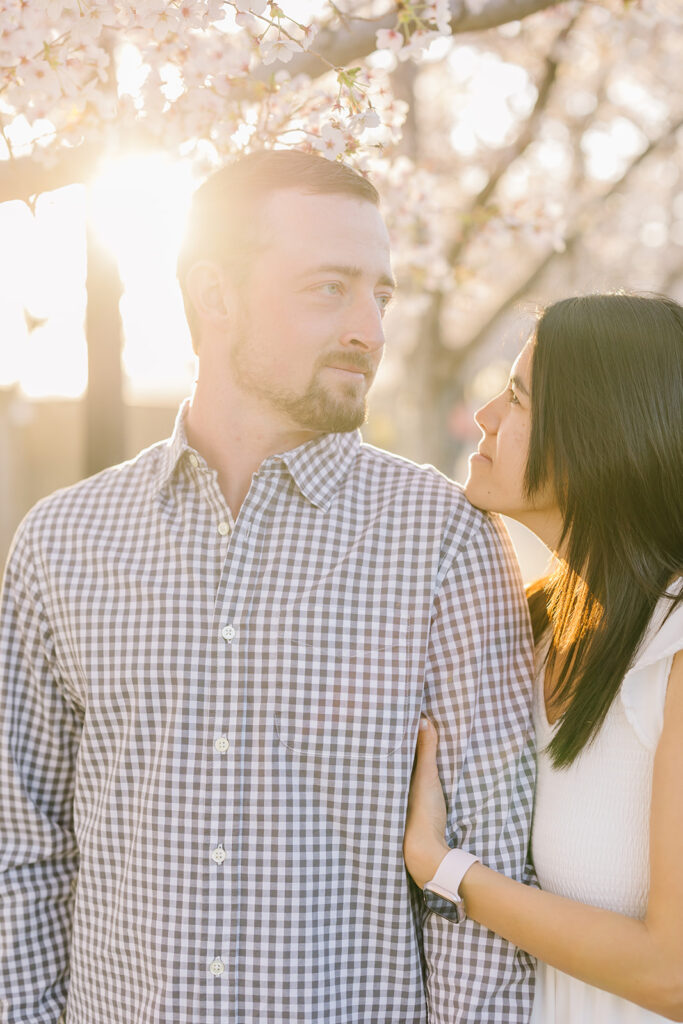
[1,404,536,1024]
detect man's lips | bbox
[323,352,375,376]
[326,365,367,375]
[324,360,373,379]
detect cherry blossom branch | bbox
[441,114,683,375]
[252,0,570,80]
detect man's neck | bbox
[184,378,320,518]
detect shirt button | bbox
[209,957,225,977]
[214,735,230,754]
[188,454,199,468]
[221,624,235,643]
[218,521,230,536]
[211,845,227,865]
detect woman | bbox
[404,293,683,1022]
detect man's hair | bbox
[177,150,380,351]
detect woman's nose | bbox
[474,394,500,435]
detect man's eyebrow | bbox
[300,264,396,289]
[509,374,530,398]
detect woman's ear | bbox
[184,260,232,327]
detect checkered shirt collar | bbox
[156,398,361,511]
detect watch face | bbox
[423,887,466,924]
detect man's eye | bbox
[376,294,393,312]
[316,283,342,296]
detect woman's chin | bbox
[463,479,493,514]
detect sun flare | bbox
[88,153,197,398]
[0,152,198,401]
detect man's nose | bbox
[340,296,386,352]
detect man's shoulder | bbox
[355,441,457,492]
[17,439,168,539]
[354,441,489,527]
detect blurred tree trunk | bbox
[392,61,453,469]
[402,11,580,472]
[85,201,124,476]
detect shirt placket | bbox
[202,464,283,1001]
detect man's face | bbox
[221,189,394,434]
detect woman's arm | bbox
[404,650,683,1021]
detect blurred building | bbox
[0,390,176,571]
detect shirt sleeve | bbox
[0,517,82,1024]
[421,512,536,1024]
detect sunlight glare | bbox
[117,43,149,106]
[2,114,56,158]
[0,187,88,400]
[89,153,194,262]
[449,47,535,154]
[581,117,648,181]
[89,153,197,399]
[20,322,88,399]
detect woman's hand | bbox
[403,717,451,889]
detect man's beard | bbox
[230,323,373,433]
[272,372,369,432]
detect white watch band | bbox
[424,848,479,903]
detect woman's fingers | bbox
[404,717,450,887]
[408,718,447,830]
[412,717,441,787]
[416,715,438,759]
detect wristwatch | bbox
[423,848,479,924]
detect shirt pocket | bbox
[273,635,412,761]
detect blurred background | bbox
[1,0,681,581]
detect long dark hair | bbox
[524,293,683,767]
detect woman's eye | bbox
[376,294,392,312]
[507,386,520,405]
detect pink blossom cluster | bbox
[375,0,452,62]
[0,0,473,286]
[0,0,435,162]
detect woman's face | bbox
[464,340,560,542]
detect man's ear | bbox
[185,261,233,326]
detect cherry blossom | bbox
[376,28,405,54]
[0,0,455,169]
[312,123,348,158]
[259,37,300,65]
[233,0,269,15]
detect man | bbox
[1,151,535,1023]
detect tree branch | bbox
[0,0,574,204]
[0,140,105,205]
[440,115,683,375]
[270,0,571,79]
[444,5,579,275]
[410,7,578,411]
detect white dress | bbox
[530,584,683,1024]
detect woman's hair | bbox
[524,292,683,767]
